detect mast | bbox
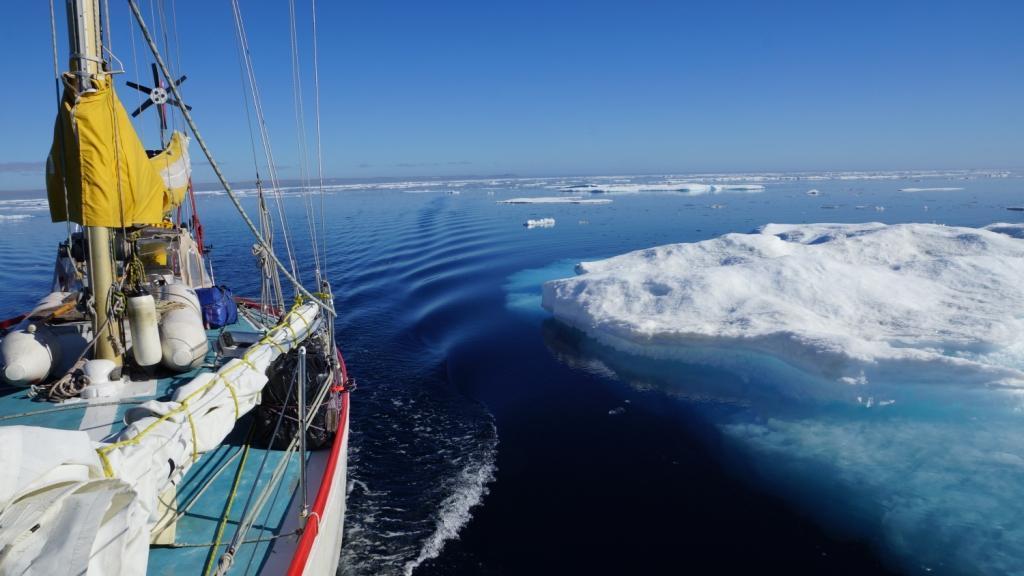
[66,0,121,366]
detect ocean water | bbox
[0,172,1020,575]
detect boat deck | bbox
[0,313,319,575]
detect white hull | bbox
[300,406,350,575]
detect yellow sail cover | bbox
[149,131,191,212]
[46,75,165,227]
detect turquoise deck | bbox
[0,314,308,576]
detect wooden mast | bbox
[66,0,121,366]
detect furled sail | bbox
[46,75,166,227]
[0,302,321,576]
[149,130,191,212]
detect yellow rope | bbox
[222,378,241,421]
[185,409,199,464]
[96,305,313,477]
[202,430,252,576]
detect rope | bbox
[221,328,336,574]
[203,426,252,576]
[126,0,335,317]
[95,303,315,477]
[0,399,145,422]
[164,530,300,550]
[33,307,118,402]
[217,409,295,573]
[152,442,245,541]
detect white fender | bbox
[158,283,208,372]
[127,294,161,367]
[0,292,72,386]
[0,326,58,385]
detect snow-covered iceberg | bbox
[542,222,1024,386]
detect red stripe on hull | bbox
[286,350,350,576]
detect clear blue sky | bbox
[1,0,1021,190]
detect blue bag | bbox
[196,286,238,329]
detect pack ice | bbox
[542,222,1024,386]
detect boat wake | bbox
[333,193,510,575]
[403,423,497,576]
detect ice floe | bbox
[0,198,48,211]
[898,187,964,192]
[498,197,612,205]
[525,218,556,229]
[555,182,765,195]
[712,184,765,192]
[542,222,1024,387]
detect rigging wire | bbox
[230,1,284,315]
[310,0,330,285]
[228,0,303,289]
[308,0,337,365]
[127,1,147,148]
[287,0,322,286]
[155,0,178,138]
[48,0,74,254]
[126,0,335,316]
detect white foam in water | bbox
[0,214,33,221]
[403,426,497,576]
[499,196,612,205]
[898,187,965,192]
[525,218,556,228]
[541,221,1024,573]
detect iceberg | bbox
[541,222,1024,386]
[539,221,1024,573]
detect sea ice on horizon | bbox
[541,222,1024,386]
[711,184,765,192]
[556,182,764,195]
[499,196,612,205]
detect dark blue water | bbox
[1,173,1020,575]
